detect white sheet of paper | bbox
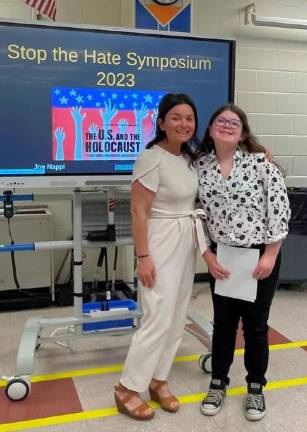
[215,243,260,302]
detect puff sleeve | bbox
[260,160,291,243]
[132,148,161,192]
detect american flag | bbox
[23,0,56,21]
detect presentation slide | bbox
[0,21,234,186]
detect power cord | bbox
[3,191,32,296]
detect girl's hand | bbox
[253,253,276,280]
[137,256,156,288]
[202,249,230,280]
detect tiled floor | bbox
[0,283,306,432]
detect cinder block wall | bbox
[193,0,307,186]
[236,40,307,183]
[2,0,306,185]
[1,0,307,283]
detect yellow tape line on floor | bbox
[0,364,124,387]
[1,376,307,432]
[0,339,307,388]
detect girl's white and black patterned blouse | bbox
[197,149,291,247]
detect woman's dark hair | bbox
[199,103,266,155]
[146,93,199,162]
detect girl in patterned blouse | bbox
[197,104,290,422]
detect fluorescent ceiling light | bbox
[245,3,307,29]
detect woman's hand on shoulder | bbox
[264,147,273,163]
[137,256,156,288]
[202,249,230,280]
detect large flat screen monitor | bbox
[0,20,235,188]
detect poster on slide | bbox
[52,87,165,161]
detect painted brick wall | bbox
[1,0,307,282]
[192,0,307,186]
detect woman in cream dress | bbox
[114,93,207,420]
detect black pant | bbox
[209,244,281,387]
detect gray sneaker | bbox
[243,383,266,421]
[200,379,226,416]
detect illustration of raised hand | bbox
[71,106,86,124]
[88,123,99,159]
[150,108,158,137]
[99,99,118,127]
[54,127,65,160]
[134,103,149,143]
[118,118,128,135]
[134,103,148,124]
[71,107,86,160]
[88,123,99,137]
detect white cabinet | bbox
[0,207,54,291]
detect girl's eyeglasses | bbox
[215,116,241,129]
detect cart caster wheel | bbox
[5,378,30,401]
[199,353,212,374]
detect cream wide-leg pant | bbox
[120,217,197,393]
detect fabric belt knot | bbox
[149,208,208,255]
[190,209,208,255]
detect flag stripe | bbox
[27,0,39,8]
[23,0,56,20]
[50,4,56,20]
[43,0,52,15]
[38,0,46,11]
